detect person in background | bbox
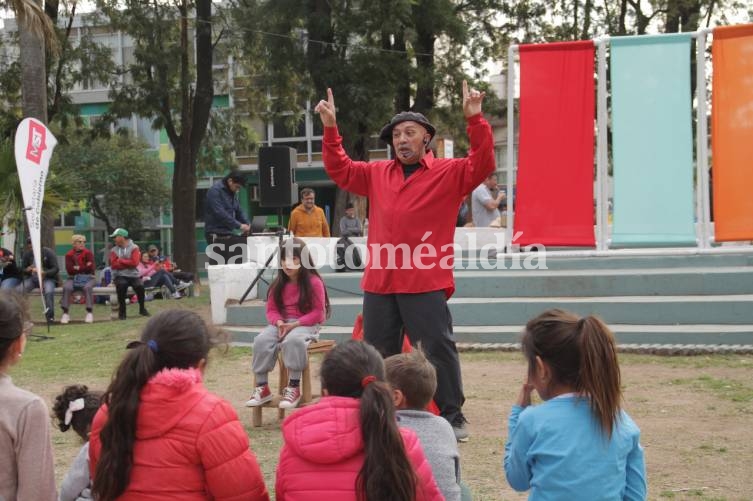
[471,173,505,227]
[137,253,182,300]
[89,310,269,501]
[204,170,251,266]
[0,246,22,290]
[504,309,647,500]
[0,291,57,501]
[19,237,59,323]
[61,234,96,324]
[386,348,465,501]
[52,384,103,501]
[109,228,149,320]
[287,188,331,237]
[275,340,442,501]
[339,202,362,237]
[147,245,194,286]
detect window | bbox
[54,210,82,228]
[272,116,306,138]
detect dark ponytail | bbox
[320,340,417,501]
[522,309,622,438]
[579,315,622,438]
[92,310,214,501]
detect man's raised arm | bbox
[315,88,370,196]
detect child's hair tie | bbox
[64,398,85,426]
[360,375,377,388]
[147,339,159,353]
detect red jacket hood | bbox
[136,367,207,439]
[281,396,364,464]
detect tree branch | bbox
[49,2,76,123]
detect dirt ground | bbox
[46,340,753,501]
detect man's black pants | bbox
[114,276,145,318]
[363,290,465,424]
[206,234,248,266]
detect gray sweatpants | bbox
[252,323,320,384]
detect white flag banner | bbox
[14,118,57,314]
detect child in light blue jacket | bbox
[504,309,647,500]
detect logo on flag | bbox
[25,120,48,165]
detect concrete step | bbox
[226,294,753,327]
[224,324,753,346]
[310,251,753,273]
[260,267,753,299]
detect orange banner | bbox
[711,23,753,241]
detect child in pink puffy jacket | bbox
[275,339,443,501]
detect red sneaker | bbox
[244,384,272,407]
[278,386,301,409]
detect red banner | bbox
[515,41,596,247]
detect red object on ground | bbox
[350,313,440,415]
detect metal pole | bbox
[505,45,517,253]
[695,29,712,247]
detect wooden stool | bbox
[251,339,335,427]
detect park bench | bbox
[26,281,193,321]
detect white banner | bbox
[14,118,57,314]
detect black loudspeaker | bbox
[258,146,298,208]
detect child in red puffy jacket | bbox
[89,310,269,501]
[275,340,443,501]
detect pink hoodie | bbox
[275,396,443,501]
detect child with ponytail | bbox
[275,340,443,501]
[52,385,103,501]
[504,309,647,500]
[89,310,269,501]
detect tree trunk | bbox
[412,24,435,114]
[171,0,213,280]
[306,0,334,94]
[19,0,54,249]
[391,31,411,112]
[171,146,198,281]
[618,0,628,35]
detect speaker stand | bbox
[238,209,288,305]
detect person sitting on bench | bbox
[61,234,96,324]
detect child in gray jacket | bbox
[385,348,468,501]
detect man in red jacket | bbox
[315,81,495,441]
[109,228,149,320]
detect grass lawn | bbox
[11,294,753,500]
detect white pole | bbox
[505,45,517,253]
[594,37,609,251]
[597,37,610,250]
[696,30,713,247]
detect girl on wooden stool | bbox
[245,237,330,410]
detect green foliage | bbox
[51,133,170,232]
[231,0,506,158]
[197,107,257,175]
[91,0,247,165]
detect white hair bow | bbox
[64,398,85,426]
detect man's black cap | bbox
[379,111,436,145]
[226,170,247,187]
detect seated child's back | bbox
[386,348,462,501]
